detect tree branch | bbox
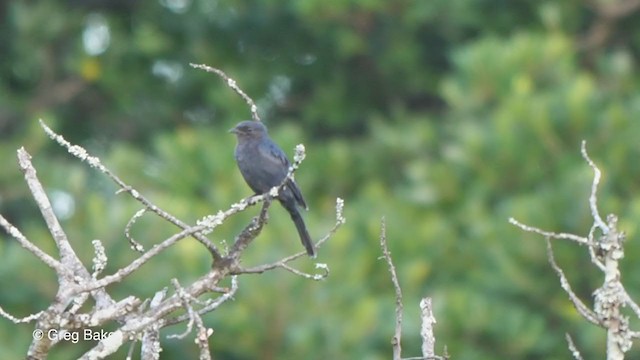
[510,141,637,359]
[379,217,403,360]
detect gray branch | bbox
[510,141,637,360]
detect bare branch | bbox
[0,214,65,275]
[0,305,43,324]
[17,147,87,282]
[380,217,403,360]
[279,262,329,280]
[581,140,609,233]
[511,141,639,359]
[164,276,238,328]
[125,340,136,360]
[508,217,589,245]
[545,238,600,325]
[125,208,147,253]
[189,63,260,122]
[622,288,640,319]
[587,224,606,271]
[167,279,199,340]
[565,333,584,360]
[167,279,213,360]
[232,197,344,276]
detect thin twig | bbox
[167,279,213,360]
[125,208,147,253]
[167,279,198,340]
[380,217,403,360]
[164,276,239,327]
[0,306,43,324]
[232,197,344,276]
[189,63,260,122]
[622,288,640,319]
[509,217,589,245]
[0,214,66,276]
[279,263,329,280]
[545,238,600,325]
[565,333,584,360]
[587,224,606,271]
[581,140,609,233]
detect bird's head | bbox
[229,120,268,140]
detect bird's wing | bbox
[258,140,289,174]
[265,140,290,167]
[259,139,308,209]
[247,138,289,189]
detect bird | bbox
[229,120,316,257]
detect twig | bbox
[189,63,260,122]
[545,238,600,325]
[0,305,43,324]
[167,279,213,360]
[622,288,640,319]
[280,263,329,280]
[125,340,137,360]
[125,208,147,253]
[581,140,608,233]
[167,279,198,340]
[565,333,584,360]
[508,217,589,245]
[0,213,65,276]
[232,197,344,276]
[380,217,403,360]
[163,276,239,327]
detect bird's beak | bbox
[228,126,238,134]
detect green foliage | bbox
[2,0,640,359]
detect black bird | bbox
[230,120,315,257]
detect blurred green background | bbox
[2,0,640,359]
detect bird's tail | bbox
[284,202,316,258]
